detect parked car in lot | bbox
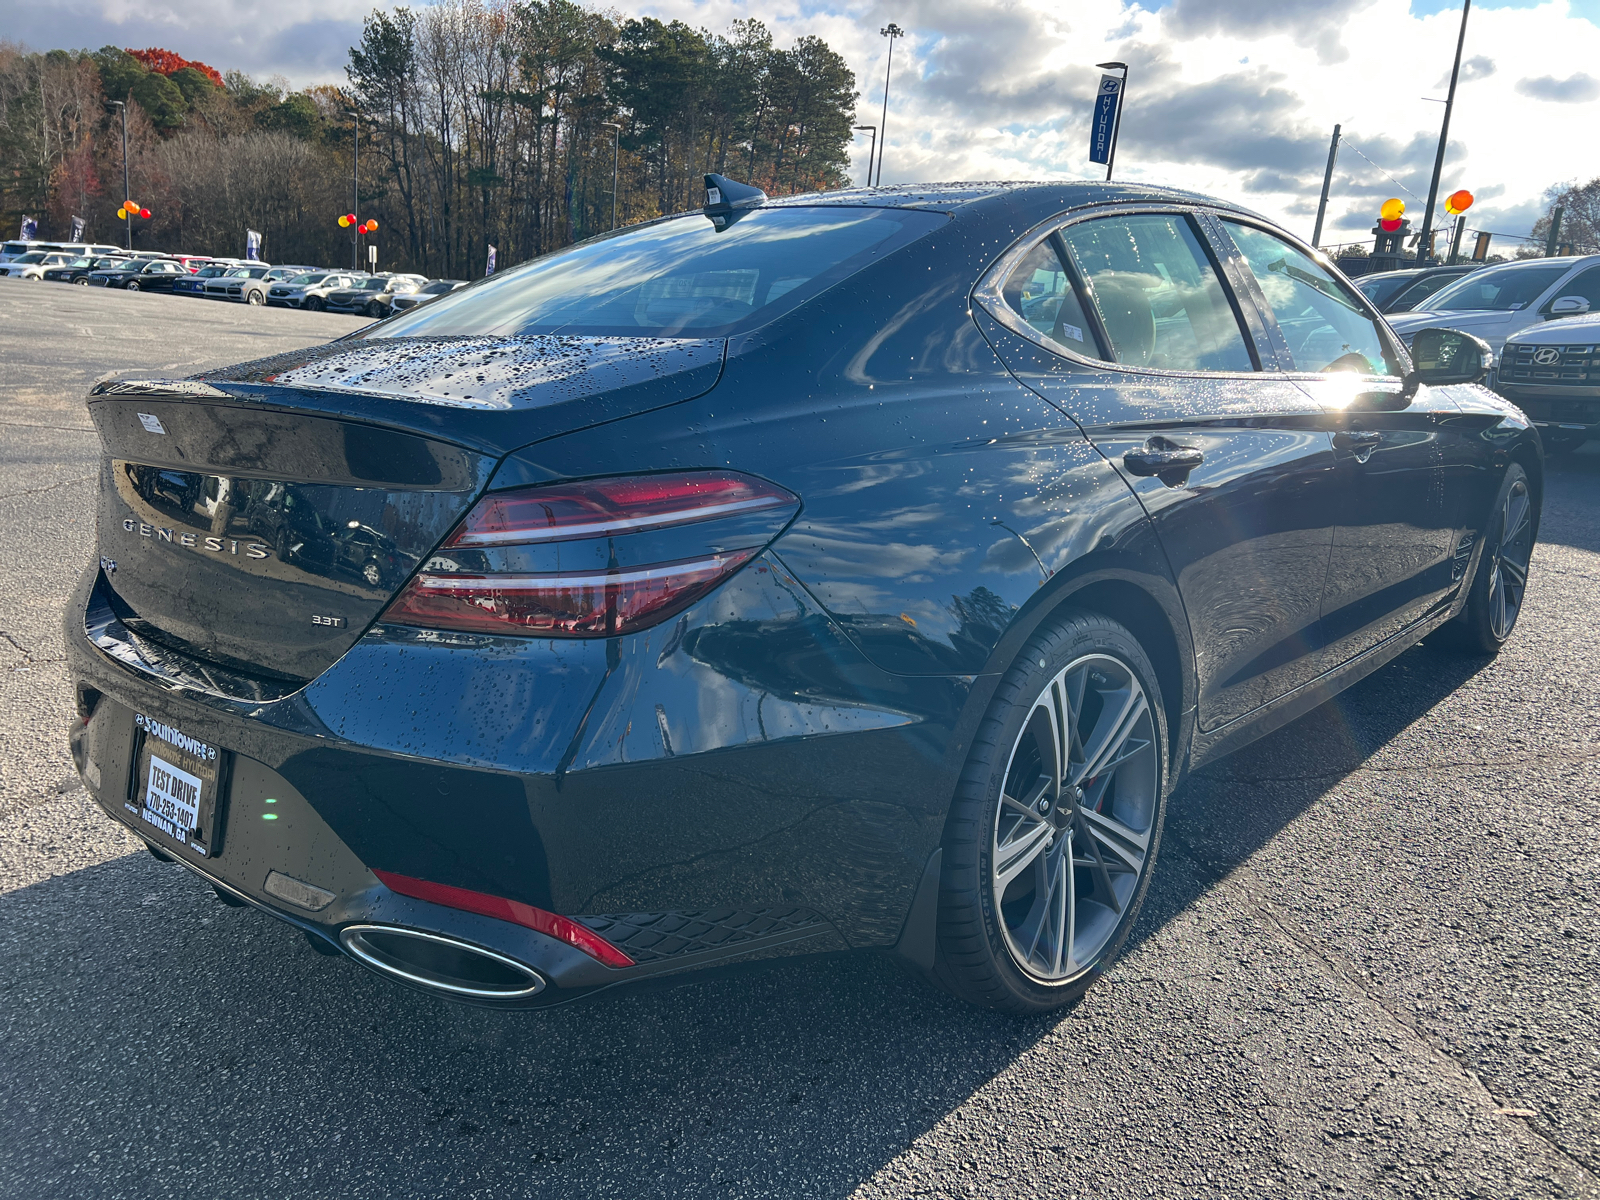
[86,258,186,291]
[1495,310,1600,454]
[323,275,424,318]
[266,271,364,310]
[1389,254,1600,360]
[0,239,122,263]
[388,278,467,312]
[0,250,80,279]
[203,265,271,303]
[172,264,238,297]
[42,255,128,284]
[69,178,1538,1016]
[1356,264,1478,314]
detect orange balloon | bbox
[1379,198,1405,222]
[125,199,137,212]
[365,219,378,233]
[1445,189,1474,215]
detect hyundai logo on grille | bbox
[1533,347,1562,366]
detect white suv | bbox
[1388,254,1600,360]
[1496,310,1600,454]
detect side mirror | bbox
[1409,326,1493,387]
[1547,295,1591,319]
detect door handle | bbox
[1334,430,1383,462]
[1123,438,1204,484]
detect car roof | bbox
[757,180,1264,225]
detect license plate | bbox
[126,715,229,856]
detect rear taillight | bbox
[382,471,798,638]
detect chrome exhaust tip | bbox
[339,925,545,1000]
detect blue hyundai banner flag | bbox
[20,216,37,240]
[1089,74,1122,165]
[71,215,85,241]
[486,244,497,276]
[246,229,262,261]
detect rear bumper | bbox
[65,555,967,1006]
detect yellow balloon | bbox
[117,208,127,220]
[1380,197,1405,221]
[338,215,350,228]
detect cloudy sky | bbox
[10,0,1600,244]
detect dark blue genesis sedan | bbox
[67,178,1539,1013]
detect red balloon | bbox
[1380,217,1402,233]
[140,208,151,219]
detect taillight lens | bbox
[382,471,798,638]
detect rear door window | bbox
[1000,240,1098,354]
[1223,221,1399,376]
[1057,214,1257,372]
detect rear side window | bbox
[1224,220,1399,376]
[1001,240,1097,352]
[370,206,946,339]
[1388,272,1462,312]
[1545,266,1600,311]
[1058,214,1256,372]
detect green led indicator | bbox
[262,813,279,820]
[264,797,278,804]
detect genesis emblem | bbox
[121,519,270,559]
[1533,347,1562,366]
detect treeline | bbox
[0,1,858,274]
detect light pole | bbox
[876,23,904,187]
[109,100,130,251]
[1094,61,1128,182]
[346,108,360,270]
[1416,0,1471,265]
[854,125,876,188]
[1311,123,1341,248]
[601,122,621,230]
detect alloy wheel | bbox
[991,653,1158,983]
[1488,476,1534,641]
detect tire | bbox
[933,610,1168,1014]
[125,280,140,292]
[73,277,89,285]
[1444,462,1538,655]
[366,302,385,318]
[246,291,264,306]
[307,297,324,312]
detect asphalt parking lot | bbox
[2,282,1597,1200]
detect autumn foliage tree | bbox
[0,3,859,274]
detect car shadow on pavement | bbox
[1537,442,1600,553]
[0,640,1494,1200]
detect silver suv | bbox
[1497,311,1600,454]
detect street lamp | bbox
[876,23,904,187]
[601,121,621,231]
[108,100,130,251]
[1416,0,1472,265]
[1094,61,1129,182]
[345,108,360,270]
[853,125,877,188]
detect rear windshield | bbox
[369,206,946,339]
[1426,263,1570,312]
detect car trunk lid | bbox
[87,334,724,683]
